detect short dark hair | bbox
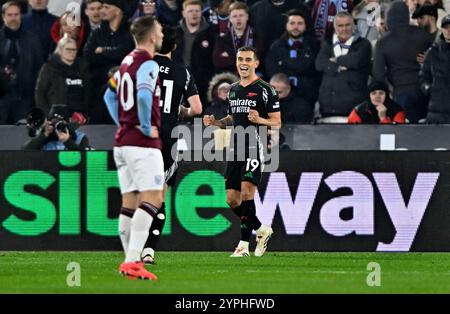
[236,46,259,60]
[130,15,158,44]
[85,0,103,6]
[2,1,21,15]
[159,24,177,54]
[286,9,307,20]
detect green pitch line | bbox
[0,252,449,293]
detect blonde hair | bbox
[55,35,77,55]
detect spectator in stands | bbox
[205,72,238,119]
[348,80,406,124]
[131,0,157,19]
[0,0,26,17]
[353,0,386,47]
[83,0,103,43]
[83,0,134,123]
[270,72,314,124]
[213,1,263,74]
[22,0,58,57]
[315,11,371,122]
[419,15,450,123]
[249,0,309,56]
[51,11,86,51]
[156,0,182,26]
[405,0,419,24]
[203,0,233,36]
[373,0,433,123]
[23,106,90,150]
[174,0,215,106]
[35,36,91,122]
[418,0,447,29]
[312,0,353,42]
[265,9,320,105]
[0,1,44,124]
[413,3,440,42]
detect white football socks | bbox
[118,214,132,254]
[125,208,154,263]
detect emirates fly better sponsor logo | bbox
[229,99,257,113]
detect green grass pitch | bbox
[1,252,450,293]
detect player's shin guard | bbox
[119,207,134,254]
[144,203,166,253]
[126,202,158,263]
[240,200,262,231]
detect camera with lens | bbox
[54,119,68,133]
[26,108,46,137]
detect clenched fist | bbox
[203,115,216,126]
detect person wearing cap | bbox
[83,0,134,123]
[412,3,440,43]
[417,0,448,30]
[419,14,450,123]
[348,81,406,124]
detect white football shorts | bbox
[113,146,164,193]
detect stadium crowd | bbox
[0,0,449,126]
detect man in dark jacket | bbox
[249,0,310,55]
[83,0,103,48]
[315,11,371,120]
[22,0,58,57]
[0,1,44,124]
[265,9,320,105]
[270,72,313,123]
[373,0,433,123]
[173,0,215,106]
[83,0,134,123]
[419,15,450,124]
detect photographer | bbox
[23,107,90,151]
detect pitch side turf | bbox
[0,252,449,293]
